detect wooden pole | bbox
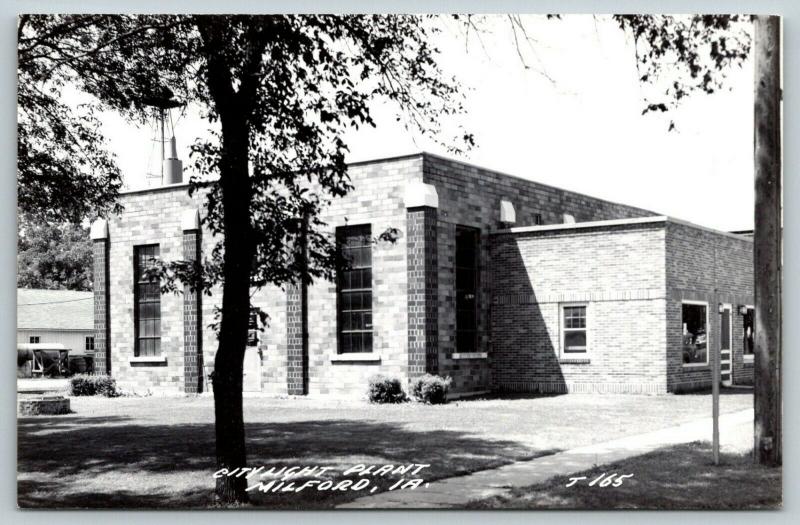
[753,15,782,467]
[712,304,720,465]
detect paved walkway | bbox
[338,408,754,509]
[17,378,70,394]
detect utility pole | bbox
[712,305,720,465]
[753,15,782,467]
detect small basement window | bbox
[682,302,708,366]
[561,304,587,353]
[29,336,40,344]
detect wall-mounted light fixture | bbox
[718,303,725,314]
[738,305,749,316]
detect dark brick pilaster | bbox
[407,206,439,378]
[182,225,203,393]
[91,220,110,375]
[287,217,309,395]
[286,285,302,394]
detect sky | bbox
[99,15,755,231]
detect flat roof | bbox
[493,215,753,243]
[117,152,743,240]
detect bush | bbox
[411,374,452,404]
[70,374,119,397]
[367,375,407,404]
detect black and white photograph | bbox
[14,9,783,511]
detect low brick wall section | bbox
[18,396,71,416]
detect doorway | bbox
[243,347,262,392]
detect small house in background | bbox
[17,289,95,354]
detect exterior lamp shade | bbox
[738,305,749,315]
[718,303,725,314]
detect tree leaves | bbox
[20,15,469,297]
[613,14,751,129]
[17,217,93,291]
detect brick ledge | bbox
[452,352,488,360]
[129,355,167,365]
[330,353,381,363]
[559,358,591,364]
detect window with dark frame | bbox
[534,213,543,225]
[455,226,479,354]
[29,336,40,344]
[681,302,708,365]
[85,336,95,351]
[134,244,161,357]
[336,224,373,354]
[247,308,259,347]
[743,307,755,356]
[562,305,587,353]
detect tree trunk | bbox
[753,15,782,467]
[194,18,259,503]
[212,116,254,503]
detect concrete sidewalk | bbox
[17,378,70,394]
[338,408,754,509]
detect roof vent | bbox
[163,136,183,184]
[500,200,516,224]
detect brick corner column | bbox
[181,209,203,394]
[287,217,309,395]
[90,218,110,375]
[405,181,439,380]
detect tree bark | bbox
[212,116,254,503]
[753,15,782,467]
[195,17,267,504]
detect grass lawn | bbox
[17,389,752,509]
[466,441,781,510]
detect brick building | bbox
[90,153,754,397]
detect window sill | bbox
[452,352,488,360]
[682,363,709,369]
[559,358,590,365]
[130,355,167,365]
[331,353,381,363]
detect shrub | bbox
[70,374,119,397]
[411,374,452,404]
[367,375,407,404]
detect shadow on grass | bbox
[678,386,754,396]
[18,414,556,509]
[466,441,781,510]
[462,392,567,401]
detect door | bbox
[720,304,733,387]
[243,347,262,392]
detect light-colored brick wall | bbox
[231,156,422,398]
[665,222,754,392]
[299,157,419,397]
[489,222,668,394]
[105,153,669,397]
[250,284,288,395]
[107,185,198,394]
[423,155,656,395]
[107,157,418,397]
